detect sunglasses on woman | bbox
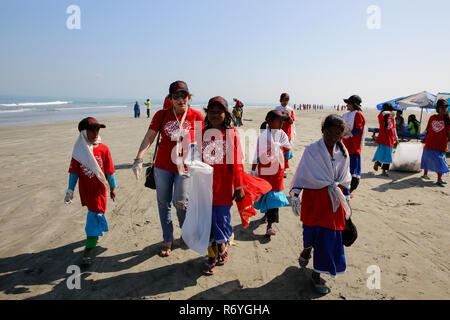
[172,92,188,100]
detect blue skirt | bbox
[421,149,449,174]
[210,206,233,244]
[349,154,361,177]
[254,190,289,214]
[303,225,346,278]
[85,211,109,237]
[372,144,393,164]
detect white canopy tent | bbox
[396,91,437,123]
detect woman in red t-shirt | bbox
[420,99,450,186]
[372,103,399,176]
[132,81,204,257]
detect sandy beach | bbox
[0,107,448,300]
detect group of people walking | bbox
[64,80,449,296]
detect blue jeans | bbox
[154,167,190,243]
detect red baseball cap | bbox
[207,96,228,110]
[78,117,106,132]
[169,80,189,95]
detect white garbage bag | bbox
[181,159,213,255]
[391,142,424,172]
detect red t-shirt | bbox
[375,112,396,147]
[149,108,204,173]
[300,187,346,231]
[424,114,450,152]
[281,109,295,140]
[300,145,345,230]
[342,111,365,155]
[201,128,245,206]
[257,146,290,192]
[68,144,115,214]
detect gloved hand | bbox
[132,158,143,180]
[64,190,74,204]
[290,195,301,216]
[250,170,258,177]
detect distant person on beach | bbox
[342,95,365,196]
[132,81,204,257]
[252,110,292,236]
[134,101,140,118]
[200,96,245,275]
[233,98,244,118]
[420,99,450,186]
[407,114,421,135]
[275,93,295,177]
[290,114,352,295]
[64,117,117,267]
[145,99,151,118]
[372,103,399,176]
[232,105,243,127]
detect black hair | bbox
[382,103,394,129]
[408,114,420,133]
[436,103,450,125]
[321,114,347,158]
[260,121,268,130]
[203,104,234,130]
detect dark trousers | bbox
[375,161,390,171]
[266,208,279,224]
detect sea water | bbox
[0,95,334,127]
[0,95,167,126]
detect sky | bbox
[0,0,449,107]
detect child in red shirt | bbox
[65,117,117,267]
[421,99,450,186]
[200,96,245,275]
[372,103,399,176]
[252,110,292,236]
[290,114,352,294]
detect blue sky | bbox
[0,0,449,107]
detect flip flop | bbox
[266,227,276,236]
[217,244,229,265]
[160,243,172,257]
[203,262,216,275]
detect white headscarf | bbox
[71,130,108,188]
[254,128,291,172]
[290,138,352,219]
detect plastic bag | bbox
[236,172,272,228]
[181,160,213,255]
[391,142,424,172]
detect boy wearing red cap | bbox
[65,117,117,267]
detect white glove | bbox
[132,158,143,180]
[64,190,74,204]
[290,195,301,216]
[250,170,258,177]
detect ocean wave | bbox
[54,105,128,111]
[0,108,35,113]
[0,101,72,107]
